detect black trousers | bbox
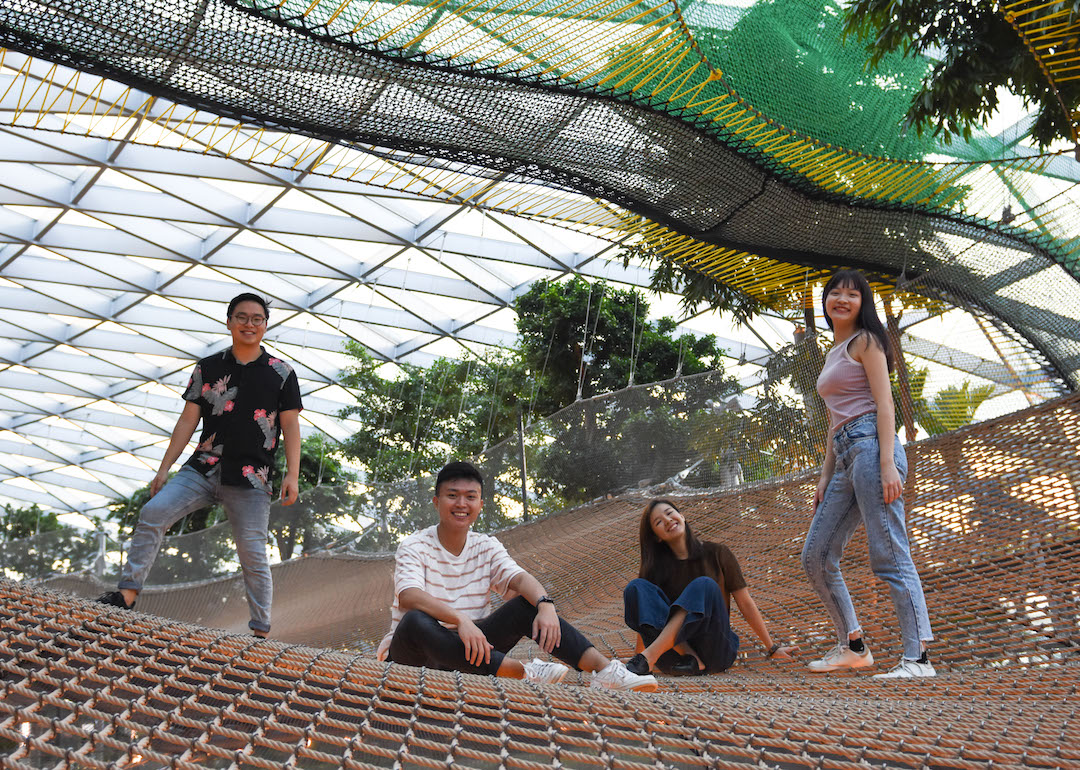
[388,597,594,675]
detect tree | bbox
[338,277,734,515]
[270,434,359,559]
[340,277,727,482]
[0,503,99,581]
[915,378,996,436]
[339,348,527,483]
[689,331,829,485]
[515,277,725,416]
[843,0,1074,148]
[1,503,63,541]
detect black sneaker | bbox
[96,591,134,610]
[669,654,705,676]
[625,653,651,675]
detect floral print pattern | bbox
[182,348,302,491]
[195,433,223,466]
[242,465,273,494]
[253,409,278,450]
[202,375,238,416]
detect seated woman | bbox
[624,499,798,675]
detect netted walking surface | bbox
[4,393,1079,767]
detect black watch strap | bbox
[536,596,555,607]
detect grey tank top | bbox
[816,334,877,430]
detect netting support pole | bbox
[517,408,529,522]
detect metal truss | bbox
[0,52,774,518]
[0,49,1063,520]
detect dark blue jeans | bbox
[623,576,739,673]
[387,597,595,675]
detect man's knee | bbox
[396,609,439,637]
[135,493,179,531]
[235,539,271,572]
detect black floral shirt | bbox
[181,347,303,492]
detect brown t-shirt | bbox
[654,542,747,606]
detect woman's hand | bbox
[770,644,800,660]
[814,476,830,508]
[881,462,902,505]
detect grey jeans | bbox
[118,466,273,633]
[801,412,933,659]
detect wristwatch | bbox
[536,596,555,608]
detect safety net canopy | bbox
[0,0,1078,388]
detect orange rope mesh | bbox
[5,393,1080,768]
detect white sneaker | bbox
[523,658,569,685]
[590,659,658,692]
[807,644,874,672]
[872,658,936,679]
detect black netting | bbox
[2,0,1079,390]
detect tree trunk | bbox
[884,297,916,442]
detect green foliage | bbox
[920,378,995,436]
[340,277,728,488]
[0,503,99,581]
[763,330,830,448]
[530,383,742,503]
[691,331,829,482]
[843,0,1075,148]
[1,503,63,541]
[274,432,356,489]
[339,346,527,483]
[271,434,359,559]
[516,277,724,408]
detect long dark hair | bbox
[637,499,704,582]
[821,269,894,373]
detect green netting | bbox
[687,0,942,161]
[1,0,1076,395]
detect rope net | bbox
[5,271,1070,586]
[5,391,1080,768]
[2,1,1080,385]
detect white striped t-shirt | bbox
[381,525,525,651]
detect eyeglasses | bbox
[232,313,267,326]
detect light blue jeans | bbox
[119,466,273,633]
[801,412,933,659]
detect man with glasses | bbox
[98,293,302,637]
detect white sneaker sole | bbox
[807,656,874,673]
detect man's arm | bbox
[398,587,494,666]
[507,571,561,653]
[278,408,301,505]
[151,401,202,496]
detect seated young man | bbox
[376,461,657,691]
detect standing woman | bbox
[623,500,798,676]
[802,270,934,678]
